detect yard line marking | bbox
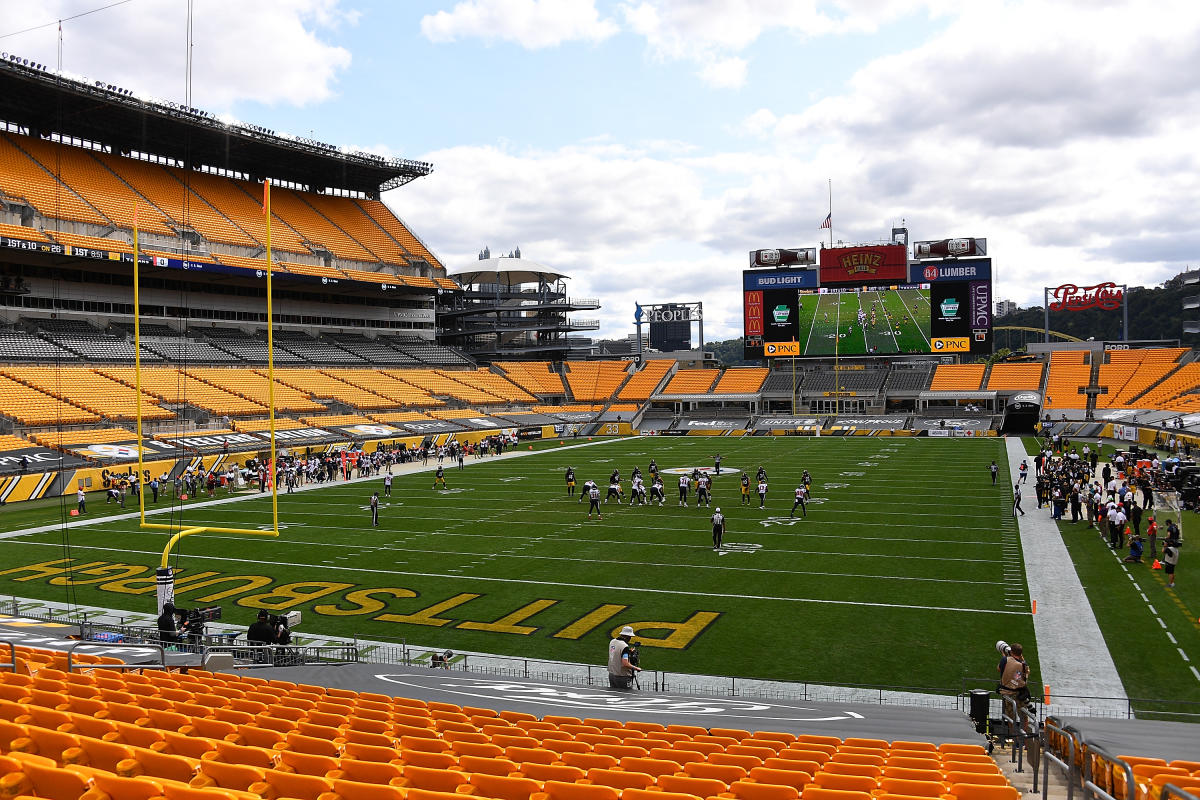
[1157,617,1168,629]
[0,539,1020,615]
[53,510,1011,545]
[1192,667,1200,682]
[3,525,1007,567]
[1178,648,1190,662]
[1167,632,1178,644]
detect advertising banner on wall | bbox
[930,280,992,355]
[909,257,992,284]
[818,244,908,285]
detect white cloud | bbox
[420,0,618,48]
[697,56,748,89]
[393,0,1200,342]
[620,0,950,88]
[2,0,354,109]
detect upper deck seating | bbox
[929,365,986,391]
[496,362,567,396]
[617,361,674,401]
[564,362,629,402]
[661,370,720,395]
[986,364,1044,391]
[714,368,769,394]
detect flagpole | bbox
[828,178,833,249]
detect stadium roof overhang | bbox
[919,390,998,401]
[0,61,430,195]
[450,259,567,285]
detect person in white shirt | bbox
[790,485,807,518]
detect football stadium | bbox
[1,22,1200,800]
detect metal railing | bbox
[1043,718,1077,800]
[1162,786,1200,800]
[75,619,359,668]
[1081,742,1135,800]
[0,640,15,672]
[65,640,167,672]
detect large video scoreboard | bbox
[743,243,992,359]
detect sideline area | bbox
[0,435,633,540]
[1005,437,1128,712]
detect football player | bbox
[650,476,665,506]
[740,472,752,505]
[586,482,602,519]
[565,466,576,497]
[433,465,447,489]
[678,474,690,507]
[606,474,623,503]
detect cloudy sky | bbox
[4,0,1199,341]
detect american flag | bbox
[819,213,831,230]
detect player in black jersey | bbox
[650,477,665,506]
[433,465,446,489]
[565,466,576,497]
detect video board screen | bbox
[744,283,993,359]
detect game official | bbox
[711,507,725,551]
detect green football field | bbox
[0,436,1040,692]
[798,289,932,356]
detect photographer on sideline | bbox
[156,602,185,646]
[997,642,1033,733]
[608,625,642,689]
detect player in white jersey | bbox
[790,484,808,518]
[757,479,768,508]
[678,474,690,506]
[630,476,646,506]
[579,478,596,503]
[650,477,665,506]
[586,484,602,519]
[696,474,712,508]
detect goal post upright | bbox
[131,194,280,609]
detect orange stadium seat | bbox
[617,360,675,401]
[0,133,110,226]
[985,363,1044,391]
[355,198,444,270]
[270,187,378,262]
[662,369,721,394]
[496,362,568,395]
[563,361,629,402]
[715,367,769,393]
[1044,351,1091,409]
[1,366,174,422]
[0,641,1034,800]
[929,364,985,391]
[11,134,175,235]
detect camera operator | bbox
[247,610,277,647]
[607,625,642,689]
[997,642,1033,734]
[156,602,186,646]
